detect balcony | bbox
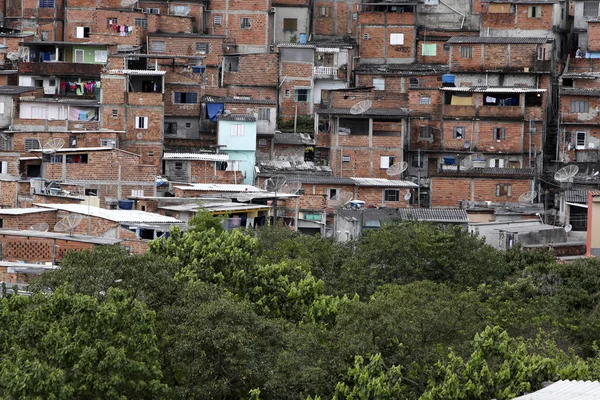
[313,66,339,79]
[19,62,103,77]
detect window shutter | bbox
[76,27,84,38]
[390,33,404,45]
[1,161,7,174]
[0,102,5,115]
[143,117,148,129]
[380,156,390,169]
[174,92,182,103]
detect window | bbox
[134,18,148,29]
[453,126,465,139]
[327,188,340,199]
[496,184,512,197]
[576,131,587,149]
[49,155,63,163]
[112,109,118,118]
[175,162,183,170]
[75,27,90,38]
[240,18,251,29]
[384,189,400,202]
[373,78,385,91]
[231,124,245,136]
[460,46,473,58]
[39,0,54,7]
[537,46,547,60]
[66,154,88,164]
[131,189,144,197]
[146,8,160,14]
[419,96,431,105]
[283,18,297,31]
[74,49,84,63]
[258,138,267,147]
[41,31,49,41]
[214,15,222,25]
[31,106,45,119]
[185,122,191,128]
[528,5,541,17]
[85,189,98,196]
[172,5,190,15]
[570,100,589,113]
[422,43,437,56]
[151,41,166,53]
[101,139,116,147]
[174,92,198,104]
[363,33,370,40]
[420,126,433,139]
[342,155,351,163]
[164,122,177,134]
[0,102,5,115]
[410,78,419,88]
[390,33,404,45]
[584,1,599,16]
[294,88,310,102]
[258,108,271,121]
[195,43,209,54]
[493,127,506,140]
[489,158,505,168]
[284,89,291,98]
[94,50,108,63]
[380,156,396,169]
[107,18,118,28]
[319,7,331,17]
[135,116,148,129]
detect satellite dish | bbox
[42,138,65,154]
[265,175,287,192]
[460,155,474,170]
[349,99,373,115]
[565,224,573,233]
[327,192,353,208]
[236,192,257,202]
[29,222,49,232]
[281,180,301,194]
[54,214,83,237]
[404,191,412,201]
[554,165,579,182]
[386,161,408,176]
[518,191,537,204]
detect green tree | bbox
[0,288,166,399]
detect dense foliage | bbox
[21,214,600,399]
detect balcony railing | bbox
[313,66,338,77]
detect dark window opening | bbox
[85,188,98,196]
[384,189,400,202]
[164,122,177,134]
[525,93,543,107]
[66,154,88,164]
[484,94,520,106]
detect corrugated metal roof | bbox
[106,69,166,76]
[273,133,315,145]
[447,36,551,44]
[512,380,600,400]
[0,208,55,215]
[316,107,410,117]
[437,167,535,177]
[163,153,229,161]
[34,204,183,224]
[357,63,449,76]
[160,202,270,213]
[19,97,100,106]
[560,87,600,97]
[218,114,256,122]
[337,208,468,222]
[295,175,356,185]
[0,86,39,95]
[351,178,418,188]
[202,95,276,105]
[441,86,546,93]
[483,0,559,3]
[565,190,590,203]
[257,160,332,173]
[174,184,266,193]
[276,43,316,48]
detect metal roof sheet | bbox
[34,204,183,224]
[106,69,166,76]
[163,152,229,161]
[351,178,418,188]
[218,114,257,122]
[441,86,546,93]
[19,97,100,106]
[437,167,535,177]
[560,87,600,96]
[0,86,39,95]
[565,190,590,203]
[316,107,410,117]
[447,36,551,44]
[0,208,55,215]
[257,160,332,173]
[337,208,468,222]
[160,202,271,213]
[0,228,123,244]
[202,95,276,105]
[174,184,266,193]
[273,133,315,145]
[514,380,600,400]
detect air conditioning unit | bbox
[270,7,276,13]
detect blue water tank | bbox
[443,157,456,165]
[118,200,134,210]
[299,33,307,44]
[442,74,455,84]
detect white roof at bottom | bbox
[163,153,229,161]
[512,380,600,400]
[174,184,266,193]
[34,204,183,224]
[351,178,418,188]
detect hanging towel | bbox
[76,83,84,96]
[486,96,496,103]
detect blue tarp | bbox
[207,103,224,122]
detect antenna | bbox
[554,165,579,182]
[327,192,353,208]
[264,175,287,192]
[54,215,83,237]
[564,224,573,233]
[349,99,373,115]
[518,191,537,204]
[325,223,334,238]
[460,155,474,170]
[281,180,301,194]
[404,191,412,201]
[29,222,49,232]
[42,138,65,154]
[236,191,257,202]
[386,161,408,176]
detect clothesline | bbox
[59,81,101,96]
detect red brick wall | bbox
[588,22,600,52]
[0,210,57,231]
[224,53,278,87]
[431,176,533,207]
[359,26,415,61]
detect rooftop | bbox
[447,36,552,44]
[163,152,229,161]
[0,229,123,245]
[257,160,333,174]
[316,107,411,117]
[0,208,55,215]
[356,63,449,76]
[218,114,257,122]
[337,207,469,223]
[351,178,418,188]
[203,95,276,105]
[436,167,536,178]
[173,184,266,193]
[19,97,100,106]
[560,87,600,97]
[22,41,109,47]
[565,190,590,203]
[34,204,184,224]
[106,69,166,76]
[273,133,315,146]
[0,86,39,95]
[441,86,546,93]
[160,202,271,214]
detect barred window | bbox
[258,108,271,121]
[460,46,473,58]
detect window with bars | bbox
[294,88,310,102]
[496,184,512,197]
[240,18,251,29]
[164,122,177,134]
[373,78,385,91]
[493,127,506,140]
[174,92,198,104]
[410,78,419,88]
[258,108,271,121]
[576,131,587,149]
[420,126,433,139]
[195,43,209,54]
[151,41,166,53]
[135,116,148,129]
[39,0,54,7]
[570,100,589,113]
[214,15,222,25]
[94,50,108,63]
[453,126,465,139]
[584,1,599,16]
[460,46,473,58]
[419,96,431,104]
[384,189,400,202]
[134,18,148,29]
[24,138,41,151]
[100,139,116,147]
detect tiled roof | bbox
[316,107,410,117]
[565,190,589,203]
[441,86,546,93]
[290,175,356,185]
[512,380,600,400]
[218,114,256,122]
[174,184,265,193]
[203,95,276,105]
[273,133,315,145]
[560,87,600,97]
[257,160,333,174]
[447,36,551,44]
[437,167,535,177]
[356,63,449,75]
